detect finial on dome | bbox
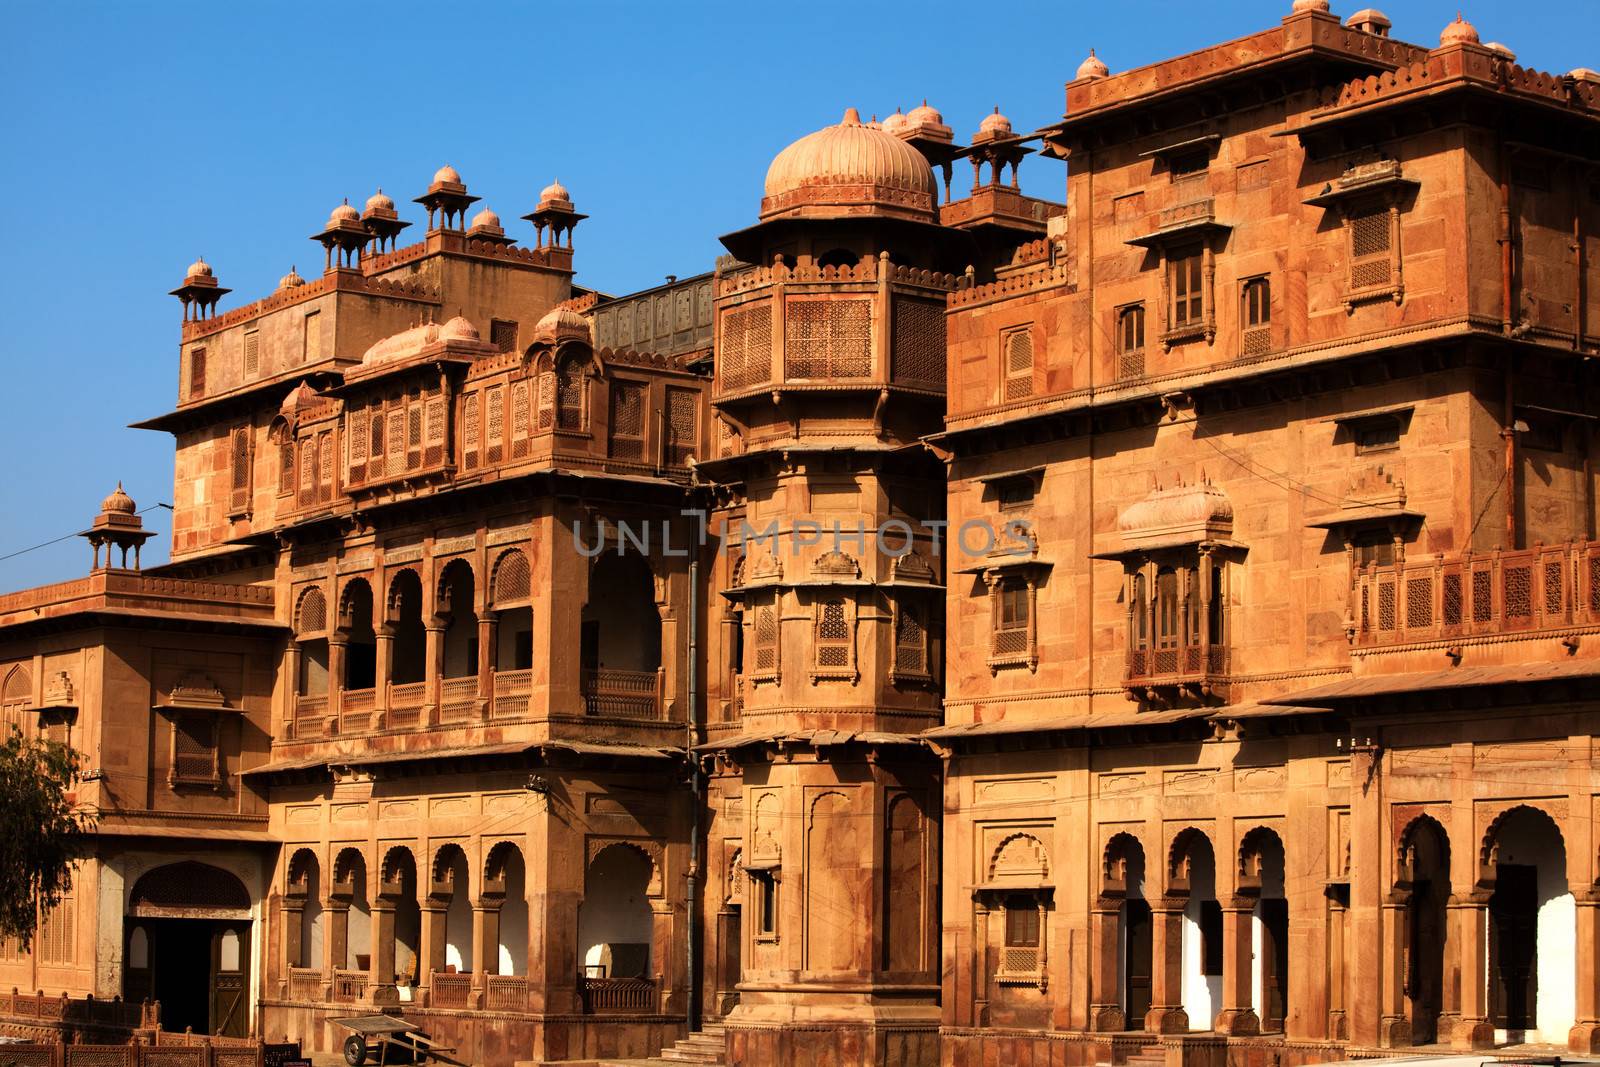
[842,107,861,125]
[101,481,136,516]
[1076,49,1110,80]
[1439,11,1480,46]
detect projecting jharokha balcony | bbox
[581,667,665,719]
[1353,540,1600,647]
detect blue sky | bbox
[0,0,1593,589]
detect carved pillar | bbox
[1451,893,1494,1049]
[1379,890,1411,1047]
[280,899,305,994]
[973,896,991,1028]
[1089,896,1125,1031]
[424,623,445,725]
[471,902,500,1008]
[420,904,446,997]
[1571,890,1600,1052]
[371,901,398,1005]
[328,636,348,725]
[326,901,350,997]
[373,624,393,726]
[1147,897,1190,1034]
[1326,887,1349,1041]
[1214,896,1260,1034]
[651,897,677,1015]
[477,613,496,718]
[284,641,302,736]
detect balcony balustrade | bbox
[1126,642,1230,695]
[578,975,658,1014]
[581,667,664,719]
[331,969,367,1003]
[340,688,374,732]
[491,668,532,720]
[387,681,426,728]
[1353,539,1600,647]
[484,974,530,1012]
[286,968,323,1002]
[429,971,471,1008]
[438,676,479,723]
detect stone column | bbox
[1214,896,1260,1035]
[328,636,348,726]
[1450,892,1494,1049]
[471,901,500,1008]
[284,642,302,737]
[1326,888,1349,1041]
[424,623,445,725]
[651,897,676,1015]
[373,624,393,726]
[326,902,350,998]
[280,900,305,996]
[1089,896,1125,1031]
[1379,891,1411,1047]
[973,896,991,1028]
[477,614,496,718]
[420,904,446,996]
[371,901,398,1005]
[1147,897,1190,1034]
[1571,890,1600,1052]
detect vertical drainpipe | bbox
[1500,137,1518,549]
[685,549,701,1033]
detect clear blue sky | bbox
[0,0,1592,589]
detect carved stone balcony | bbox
[1126,642,1230,700]
[491,668,533,720]
[1352,540,1600,649]
[582,667,664,720]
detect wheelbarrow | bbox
[329,1014,465,1067]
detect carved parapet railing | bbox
[578,976,658,1014]
[429,972,471,1009]
[483,974,530,1012]
[286,968,323,1003]
[293,696,328,734]
[491,669,533,720]
[340,688,374,733]
[1126,643,1230,697]
[438,677,479,723]
[0,989,150,1029]
[387,682,426,728]
[331,970,367,1003]
[1353,539,1600,648]
[581,667,664,720]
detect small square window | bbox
[1169,149,1209,180]
[996,477,1035,510]
[1353,417,1401,455]
[1516,409,1566,453]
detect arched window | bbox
[1117,304,1146,379]
[1242,277,1271,356]
[816,248,858,270]
[555,355,585,430]
[1003,327,1034,401]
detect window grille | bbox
[1170,248,1203,327]
[1116,306,1145,379]
[244,331,260,377]
[814,598,851,671]
[188,348,207,400]
[490,319,519,353]
[664,386,697,466]
[173,714,217,782]
[785,298,871,379]
[556,358,584,430]
[1348,206,1392,290]
[720,302,772,392]
[1004,328,1034,401]
[891,299,945,387]
[608,380,645,459]
[486,385,504,464]
[894,603,927,675]
[463,393,480,468]
[1241,277,1271,356]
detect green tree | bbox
[0,729,93,949]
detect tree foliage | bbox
[0,728,93,949]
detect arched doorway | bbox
[578,843,654,980]
[125,861,252,1037]
[1173,829,1221,1031]
[1484,806,1573,1043]
[487,843,528,977]
[1399,816,1451,1044]
[580,553,662,717]
[1105,833,1150,1029]
[1240,828,1288,1033]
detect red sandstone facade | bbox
[3,5,1600,1067]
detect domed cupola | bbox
[534,305,591,344]
[169,256,230,322]
[467,206,514,245]
[760,107,938,223]
[312,198,371,271]
[1117,481,1235,552]
[361,187,410,252]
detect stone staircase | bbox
[656,1023,726,1064]
[1124,1043,1166,1067]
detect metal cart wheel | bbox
[343,1035,368,1067]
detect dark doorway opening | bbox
[1258,898,1289,1033]
[1490,863,1538,1030]
[1124,898,1153,1027]
[138,918,249,1036]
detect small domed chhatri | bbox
[539,180,572,208]
[101,482,136,516]
[761,107,938,223]
[977,107,1013,139]
[433,164,463,187]
[439,316,480,342]
[277,266,306,291]
[364,189,396,216]
[1484,41,1516,61]
[1346,8,1391,35]
[534,305,591,343]
[467,206,512,245]
[328,200,360,226]
[186,257,213,280]
[881,108,910,135]
[1440,12,1480,46]
[1291,0,1330,13]
[1076,49,1110,80]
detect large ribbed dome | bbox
[761,107,937,222]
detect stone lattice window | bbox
[243,331,260,377]
[1003,327,1034,401]
[278,439,295,496]
[387,409,404,472]
[812,597,854,681]
[171,713,219,785]
[492,549,531,605]
[785,298,871,379]
[317,432,333,502]
[1117,305,1145,380]
[664,386,697,466]
[1345,202,1398,299]
[37,894,73,965]
[891,299,946,388]
[486,385,505,464]
[406,403,423,469]
[463,392,480,469]
[608,380,645,460]
[188,348,206,400]
[556,357,585,430]
[720,301,772,393]
[368,413,385,478]
[893,602,929,680]
[490,319,519,353]
[988,574,1037,672]
[297,439,315,507]
[751,597,780,682]
[230,427,250,512]
[1241,277,1271,356]
[425,388,445,467]
[511,381,530,457]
